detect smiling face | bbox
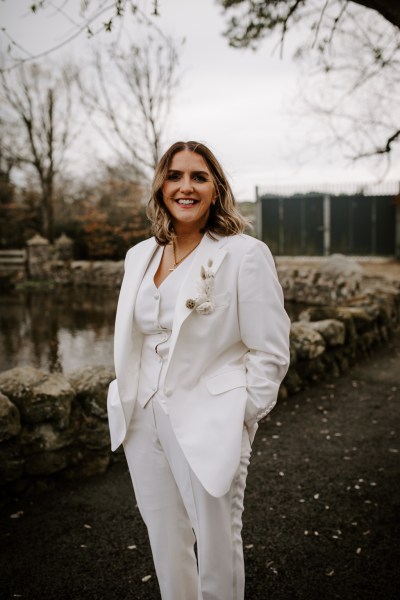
[161,150,216,234]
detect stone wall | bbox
[1,273,399,494]
[282,284,399,397]
[50,260,124,288]
[0,366,117,494]
[277,254,387,306]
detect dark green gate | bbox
[259,191,397,256]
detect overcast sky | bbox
[1,0,398,200]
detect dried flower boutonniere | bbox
[185,259,215,314]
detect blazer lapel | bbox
[114,237,158,380]
[166,234,228,372]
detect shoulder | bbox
[225,234,274,261]
[125,236,156,259]
[127,236,156,255]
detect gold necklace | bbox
[170,238,201,271]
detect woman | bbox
[107,141,290,600]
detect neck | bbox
[173,226,204,246]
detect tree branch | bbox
[355,129,400,157]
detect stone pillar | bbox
[55,233,74,261]
[26,234,50,280]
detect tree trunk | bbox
[42,178,54,242]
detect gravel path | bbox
[1,333,399,600]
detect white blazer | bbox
[107,233,290,497]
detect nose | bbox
[179,176,194,194]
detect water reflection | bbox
[0,288,119,373]
[0,289,301,373]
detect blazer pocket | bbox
[205,369,247,395]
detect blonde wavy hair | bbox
[147,141,249,245]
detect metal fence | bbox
[256,182,400,257]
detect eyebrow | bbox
[167,169,210,176]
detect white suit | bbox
[107,232,290,497]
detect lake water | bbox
[0,288,119,373]
[0,289,302,373]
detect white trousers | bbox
[123,397,251,600]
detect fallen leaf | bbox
[10,511,24,519]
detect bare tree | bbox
[218,0,400,167]
[293,5,400,169]
[78,34,181,179]
[0,61,78,241]
[0,1,162,72]
[2,1,399,72]
[218,0,400,48]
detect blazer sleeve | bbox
[238,240,291,428]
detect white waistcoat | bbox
[134,244,197,414]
